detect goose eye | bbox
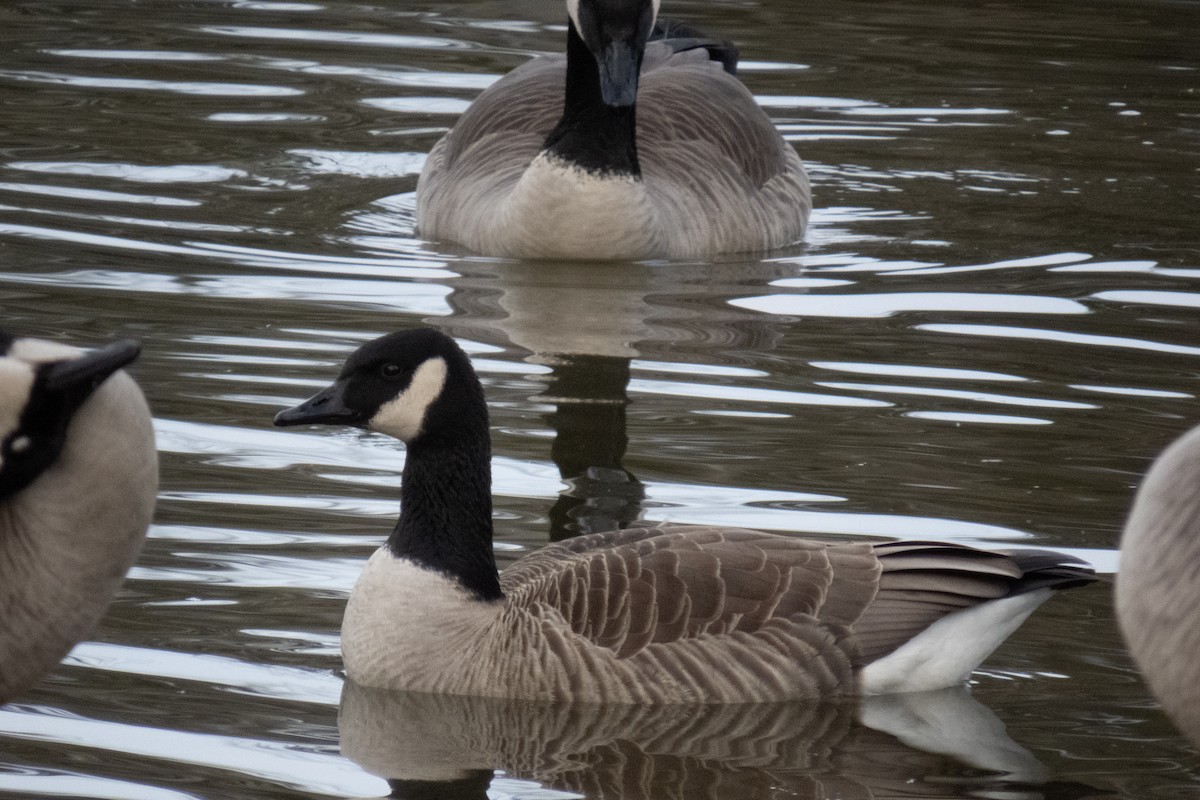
[380,363,403,378]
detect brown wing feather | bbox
[500,528,1092,701]
[502,524,879,660]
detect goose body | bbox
[0,334,156,703]
[1116,423,1200,745]
[415,1,811,260]
[275,329,1093,703]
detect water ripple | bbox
[0,70,303,96]
[0,182,200,206]
[0,707,384,797]
[816,382,1098,410]
[920,323,1200,357]
[731,291,1089,318]
[66,644,341,705]
[199,26,468,51]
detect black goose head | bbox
[274,329,486,447]
[568,0,659,107]
[0,336,142,501]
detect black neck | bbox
[542,22,640,176]
[387,415,502,602]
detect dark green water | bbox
[1,0,1198,797]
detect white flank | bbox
[368,356,448,442]
[858,589,1053,694]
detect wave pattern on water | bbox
[1,0,1198,797]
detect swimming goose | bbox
[414,1,811,260]
[1116,423,1200,746]
[274,329,1093,702]
[0,334,156,703]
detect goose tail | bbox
[856,542,1096,695]
[1000,548,1097,594]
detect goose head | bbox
[273,329,486,447]
[567,0,661,107]
[274,329,500,601]
[1,337,143,498]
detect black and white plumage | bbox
[1117,423,1200,746]
[275,329,1094,703]
[414,0,811,260]
[0,333,157,703]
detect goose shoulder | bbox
[637,41,797,190]
[432,55,566,171]
[417,56,564,214]
[635,47,810,255]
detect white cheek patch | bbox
[0,358,36,471]
[567,0,658,35]
[369,357,449,442]
[10,338,82,364]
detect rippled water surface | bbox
[2,0,1199,797]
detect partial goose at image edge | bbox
[0,333,157,705]
[273,327,1095,704]
[1116,422,1200,747]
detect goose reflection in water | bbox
[432,257,789,542]
[339,681,1101,800]
[542,353,644,540]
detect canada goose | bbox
[414,1,811,260]
[0,334,156,704]
[1116,423,1200,746]
[274,329,1094,702]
